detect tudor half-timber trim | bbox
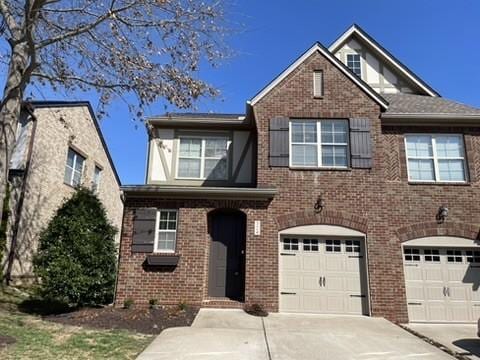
[329,24,439,97]
[248,42,389,109]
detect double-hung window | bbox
[405,134,467,182]
[290,119,349,168]
[64,148,85,187]
[177,136,229,180]
[155,210,178,253]
[346,54,362,77]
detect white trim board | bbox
[329,24,439,97]
[248,42,388,109]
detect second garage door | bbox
[279,237,369,315]
[404,246,480,323]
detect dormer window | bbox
[346,54,362,77]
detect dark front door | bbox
[208,211,246,300]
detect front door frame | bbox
[207,209,246,301]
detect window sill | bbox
[313,96,324,99]
[63,182,79,189]
[289,166,351,171]
[408,181,470,186]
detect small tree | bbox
[34,188,117,306]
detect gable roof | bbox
[329,24,440,97]
[383,93,480,118]
[29,101,121,186]
[248,42,389,109]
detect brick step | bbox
[201,298,245,309]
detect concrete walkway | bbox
[137,309,453,359]
[408,323,480,359]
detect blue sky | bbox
[31,0,480,184]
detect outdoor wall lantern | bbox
[314,195,325,214]
[436,205,449,224]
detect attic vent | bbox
[313,70,323,97]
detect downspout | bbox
[5,104,37,285]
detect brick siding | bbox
[115,50,480,323]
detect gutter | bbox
[381,113,480,126]
[121,185,277,201]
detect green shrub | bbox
[123,298,134,309]
[33,188,117,307]
[149,298,158,308]
[178,301,188,311]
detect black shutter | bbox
[349,118,372,169]
[131,208,157,253]
[269,117,289,167]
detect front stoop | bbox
[202,297,245,309]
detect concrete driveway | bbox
[408,323,480,359]
[137,309,453,359]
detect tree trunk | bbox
[0,40,30,282]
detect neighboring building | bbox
[115,24,480,323]
[3,101,123,283]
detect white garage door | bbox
[403,247,480,323]
[279,237,368,315]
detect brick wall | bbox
[3,105,123,280]
[116,50,480,323]
[252,50,480,323]
[115,198,273,309]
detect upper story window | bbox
[290,120,348,168]
[64,148,85,187]
[155,209,177,253]
[405,134,467,183]
[177,136,229,180]
[92,165,102,192]
[346,54,362,77]
[313,71,323,97]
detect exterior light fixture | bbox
[314,195,325,214]
[436,205,449,224]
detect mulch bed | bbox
[0,334,16,348]
[44,306,199,334]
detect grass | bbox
[0,287,153,359]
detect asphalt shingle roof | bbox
[384,94,480,116]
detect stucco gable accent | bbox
[249,42,388,109]
[329,24,439,97]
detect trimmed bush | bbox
[34,188,117,306]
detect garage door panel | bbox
[472,304,480,318]
[346,277,361,292]
[447,267,469,282]
[325,257,343,271]
[407,303,426,322]
[426,286,445,301]
[281,274,301,290]
[406,285,424,300]
[427,303,449,322]
[404,246,480,323]
[303,257,321,271]
[347,296,364,314]
[280,237,367,315]
[450,305,470,322]
[324,276,344,291]
[281,294,300,312]
[424,268,444,281]
[404,265,422,280]
[281,256,300,270]
[449,286,469,301]
[326,294,346,313]
[303,293,323,312]
[303,274,321,290]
